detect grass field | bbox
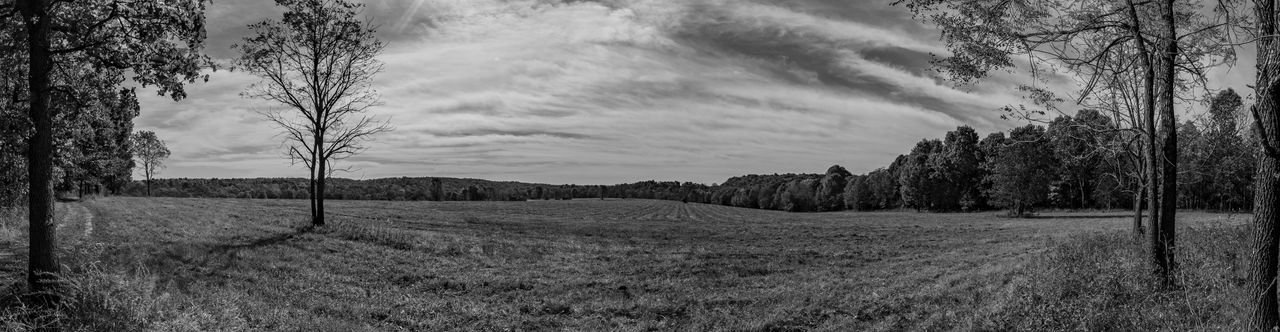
[0,197,1256,331]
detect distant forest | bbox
[118,90,1254,214]
[710,93,1253,213]
[122,177,715,204]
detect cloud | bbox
[137,0,1040,184]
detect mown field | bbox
[0,197,1256,331]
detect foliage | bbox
[1179,89,1255,211]
[986,125,1058,217]
[130,131,170,197]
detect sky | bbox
[133,0,1255,185]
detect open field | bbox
[0,197,1254,331]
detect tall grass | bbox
[0,216,247,331]
[984,224,1251,330]
[0,207,25,244]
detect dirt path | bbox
[0,202,97,287]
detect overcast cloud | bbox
[132,0,1252,185]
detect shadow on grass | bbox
[208,228,305,255]
[142,227,314,289]
[1023,214,1131,219]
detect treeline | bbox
[121,177,714,203]
[114,90,1254,214]
[710,90,1256,214]
[0,88,140,207]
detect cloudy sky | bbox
[134,0,1253,185]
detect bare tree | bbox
[131,131,170,197]
[234,0,391,227]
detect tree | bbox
[1046,112,1112,209]
[986,125,1058,217]
[1248,0,1280,328]
[939,126,984,210]
[892,0,1234,285]
[779,179,819,212]
[900,140,943,211]
[58,88,140,197]
[7,0,211,296]
[235,0,392,226]
[131,131,170,197]
[1201,89,1253,211]
[816,165,851,211]
[431,178,444,201]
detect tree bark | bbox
[1252,146,1280,331]
[308,159,316,222]
[19,0,61,298]
[1133,182,1145,237]
[1249,1,1280,329]
[311,132,323,226]
[316,157,326,226]
[1153,0,1179,286]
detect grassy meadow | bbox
[0,197,1257,331]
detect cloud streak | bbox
[135,0,1054,184]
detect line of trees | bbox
[0,0,213,299]
[118,177,716,203]
[118,91,1256,216]
[709,93,1254,215]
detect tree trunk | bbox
[1153,0,1179,286]
[311,131,324,226]
[1249,1,1279,329]
[1125,0,1162,278]
[20,0,60,298]
[316,158,326,226]
[1133,183,1145,237]
[1252,148,1280,331]
[308,162,316,222]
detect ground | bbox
[0,197,1252,331]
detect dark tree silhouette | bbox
[235,0,392,226]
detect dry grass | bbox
[984,224,1250,330]
[0,197,1256,330]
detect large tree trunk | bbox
[20,0,60,297]
[1251,145,1280,331]
[1153,0,1179,286]
[1248,1,1279,329]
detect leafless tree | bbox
[234,0,391,226]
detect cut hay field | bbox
[0,197,1254,331]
